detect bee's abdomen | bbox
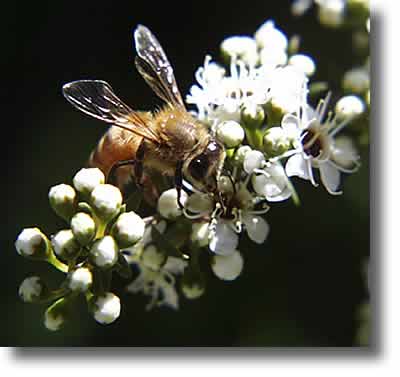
[88,126,141,189]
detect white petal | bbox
[209,221,239,255]
[211,250,244,281]
[285,154,310,180]
[281,113,300,138]
[319,162,342,194]
[242,214,270,244]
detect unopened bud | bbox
[263,127,291,157]
[343,67,370,93]
[70,212,96,246]
[141,245,166,271]
[241,104,265,129]
[90,184,123,221]
[67,267,93,292]
[44,297,68,331]
[216,120,245,148]
[335,95,365,118]
[15,228,50,260]
[288,54,316,77]
[220,36,258,66]
[90,236,119,269]
[48,184,77,221]
[73,168,105,196]
[90,292,121,325]
[51,229,80,260]
[19,276,48,303]
[111,211,145,248]
[157,188,188,220]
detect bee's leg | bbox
[175,160,184,210]
[134,142,146,187]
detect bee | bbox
[62,25,225,205]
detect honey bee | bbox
[62,25,225,205]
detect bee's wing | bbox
[62,80,159,143]
[134,25,185,108]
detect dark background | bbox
[3,0,369,346]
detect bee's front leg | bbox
[175,160,184,210]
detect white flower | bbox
[19,276,43,302]
[92,292,121,324]
[282,94,360,194]
[70,212,96,246]
[157,188,188,219]
[51,229,80,259]
[126,256,187,310]
[15,228,48,258]
[68,267,93,292]
[48,184,76,220]
[251,162,293,202]
[288,54,316,77]
[73,168,105,195]
[90,235,119,268]
[90,184,122,220]
[220,36,258,66]
[111,211,145,248]
[216,120,245,148]
[211,250,244,281]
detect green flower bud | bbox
[263,127,291,157]
[90,236,119,269]
[216,120,245,148]
[70,212,96,246]
[111,211,145,248]
[241,104,265,129]
[90,184,123,221]
[51,229,81,260]
[15,228,51,260]
[48,184,77,221]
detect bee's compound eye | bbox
[188,155,209,181]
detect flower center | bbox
[301,129,323,158]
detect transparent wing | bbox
[134,25,185,108]
[62,80,159,143]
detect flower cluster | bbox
[16,168,145,330]
[16,12,368,331]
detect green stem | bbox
[47,252,69,273]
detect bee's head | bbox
[184,139,226,193]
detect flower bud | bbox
[44,297,68,331]
[263,127,291,157]
[141,245,167,271]
[15,228,50,260]
[335,95,365,118]
[318,0,345,28]
[233,145,252,165]
[19,276,47,303]
[211,250,244,281]
[241,104,265,129]
[243,150,265,174]
[90,292,121,325]
[216,120,245,148]
[157,188,188,220]
[255,20,288,50]
[185,193,214,215]
[288,54,316,77]
[67,267,93,292]
[73,168,105,196]
[343,67,370,93]
[111,211,145,248]
[51,229,80,260]
[90,184,123,221]
[191,222,210,248]
[90,236,119,269]
[70,212,96,246]
[48,184,77,221]
[220,36,258,66]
